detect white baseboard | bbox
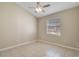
[0,39,79,52]
[0,40,36,52]
[38,40,79,51]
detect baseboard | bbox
[1,40,79,52]
[0,40,36,52]
[38,40,79,51]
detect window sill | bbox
[47,32,61,36]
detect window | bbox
[47,17,61,36]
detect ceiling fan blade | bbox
[37,2,40,4]
[43,4,50,8]
[28,7,35,8]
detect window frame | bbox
[46,17,61,36]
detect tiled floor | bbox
[0,42,79,57]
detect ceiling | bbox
[16,2,79,18]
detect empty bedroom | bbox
[0,2,79,57]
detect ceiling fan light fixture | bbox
[35,7,43,13]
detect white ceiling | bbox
[16,2,79,18]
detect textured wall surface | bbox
[0,3,37,49]
[38,6,79,49]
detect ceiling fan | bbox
[29,2,50,13]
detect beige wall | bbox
[0,3,37,49]
[38,6,79,49]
